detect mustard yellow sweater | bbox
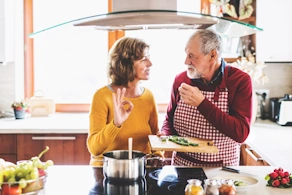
[87,85,159,163]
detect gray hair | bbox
[189,29,223,57]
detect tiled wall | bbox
[253,63,292,98]
[0,63,15,112]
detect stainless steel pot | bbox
[103,150,147,181]
[104,178,147,195]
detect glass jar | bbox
[204,179,219,195]
[185,179,204,195]
[218,179,236,195]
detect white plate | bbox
[213,174,259,192]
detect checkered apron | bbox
[172,68,240,166]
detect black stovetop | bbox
[89,166,207,195]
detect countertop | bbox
[36,165,292,195]
[1,113,292,170]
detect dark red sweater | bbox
[161,64,252,143]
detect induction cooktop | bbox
[89,166,207,195]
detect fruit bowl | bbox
[0,147,54,195]
[0,175,47,195]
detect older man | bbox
[161,29,252,166]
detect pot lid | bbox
[29,0,263,38]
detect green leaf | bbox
[264,175,270,181]
[224,3,238,18]
[243,0,253,6]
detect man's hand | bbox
[178,83,205,107]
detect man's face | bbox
[184,37,212,79]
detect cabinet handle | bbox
[245,148,264,161]
[32,136,76,140]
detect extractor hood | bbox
[29,0,263,38]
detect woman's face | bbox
[133,48,152,81]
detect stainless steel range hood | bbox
[29,0,262,38]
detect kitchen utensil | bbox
[128,137,133,160]
[222,166,257,177]
[148,135,218,154]
[102,150,147,181]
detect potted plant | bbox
[11,100,29,119]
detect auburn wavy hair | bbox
[108,37,149,87]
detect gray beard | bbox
[186,66,201,79]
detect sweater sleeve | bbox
[87,89,121,156]
[198,72,252,143]
[149,97,159,135]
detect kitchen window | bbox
[31,0,108,111]
[26,0,241,113]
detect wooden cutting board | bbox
[148,135,219,154]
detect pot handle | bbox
[145,154,161,161]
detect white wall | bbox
[0,0,24,112]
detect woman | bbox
[87,37,162,165]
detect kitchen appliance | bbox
[29,0,262,38]
[269,94,292,126]
[89,166,208,195]
[269,97,281,122]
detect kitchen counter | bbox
[244,119,292,169]
[0,113,89,133]
[1,113,292,170]
[36,165,292,195]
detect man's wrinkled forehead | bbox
[185,38,199,55]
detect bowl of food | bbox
[213,175,259,192]
[0,175,47,195]
[0,147,54,195]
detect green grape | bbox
[19,178,27,188]
[45,160,54,167]
[0,167,3,185]
[16,171,24,179]
[26,161,33,171]
[30,167,39,180]
[7,177,16,183]
[25,174,31,180]
[31,157,41,168]
[38,162,45,169]
[3,167,15,180]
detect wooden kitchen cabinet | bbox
[240,143,269,166]
[0,134,17,163]
[17,134,91,165]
